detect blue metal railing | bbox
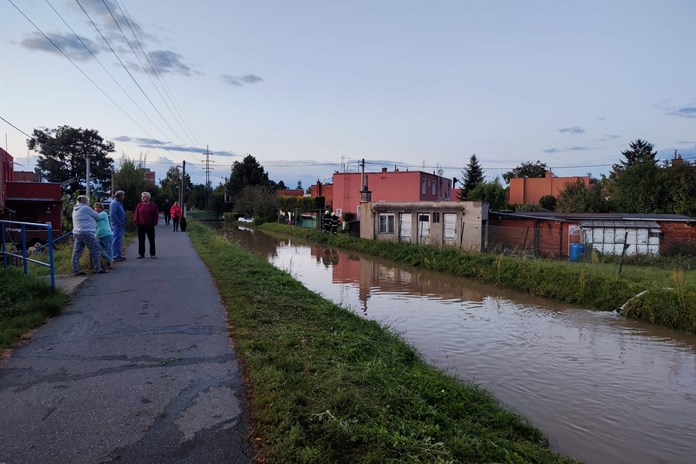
[1,220,56,288]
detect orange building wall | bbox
[310,182,334,208]
[508,174,591,205]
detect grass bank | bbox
[258,223,696,333]
[0,268,67,351]
[189,221,574,463]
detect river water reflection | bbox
[223,224,696,464]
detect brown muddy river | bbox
[222,224,696,464]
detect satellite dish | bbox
[437,168,444,176]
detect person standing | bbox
[72,195,107,275]
[170,201,182,232]
[134,192,159,259]
[110,190,126,261]
[162,199,172,226]
[330,212,339,235]
[93,202,114,269]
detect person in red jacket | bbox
[134,191,159,259]
[170,201,183,232]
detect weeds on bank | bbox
[0,268,68,350]
[189,222,575,463]
[259,223,696,333]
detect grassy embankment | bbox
[259,223,696,333]
[189,221,575,463]
[0,269,67,350]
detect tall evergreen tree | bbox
[458,154,485,201]
[608,139,662,213]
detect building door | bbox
[399,213,412,243]
[417,214,431,244]
[444,213,457,246]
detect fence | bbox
[1,220,57,288]
[486,224,696,270]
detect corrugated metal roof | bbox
[580,220,660,229]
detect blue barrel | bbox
[570,243,585,262]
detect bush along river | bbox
[220,223,696,464]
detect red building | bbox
[0,148,63,242]
[276,189,305,197]
[508,171,592,206]
[1,147,16,216]
[487,211,696,259]
[329,167,452,219]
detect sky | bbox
[1,0,695,190]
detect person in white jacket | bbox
[71,195,107,275]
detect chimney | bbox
[381,167,387,173]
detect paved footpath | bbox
[0,222,252,464]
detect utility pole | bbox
[180,160,186,217]
[86,153,91,197]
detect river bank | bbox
[258,223,696,333]
[189,222,575,463]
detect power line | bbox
[6,0,155,138]
[0,116,32,138]
[75,0,187,147]
[101,0,197,149]
[115,0,203,148]
[43,0,170,142]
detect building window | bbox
[432,181,436,195]
[378,214,395,234]
[421,179,427,195]
[432,212,440,223]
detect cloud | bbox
[220,74,264,86]
[147,50,194,75]
[114,135,236,156]
[19,32,101,61]
[668,107,696,118]
[113,135,168,145]
[543,146,590,153]
[558,127,585,134]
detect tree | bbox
[607,139,662,213]
[28,125,115,194]
[556,179,609,213]
[458,154,485,201]
[235,185,278,224]
[467,178,506,210]
[502,161,548,184]
[159,165,192,203]
[227,154,272,200]
[112,158,150,210]
[539,195,557,211]
[276,180,287,190]
[661,158,696,216]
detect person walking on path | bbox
[134,192,159,259]
[170,201,182,232]
[110,190,126,261]
[93,202,114,269]
[162,199,172,226]
[72,195,107,275]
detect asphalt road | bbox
[0,222,252,463]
